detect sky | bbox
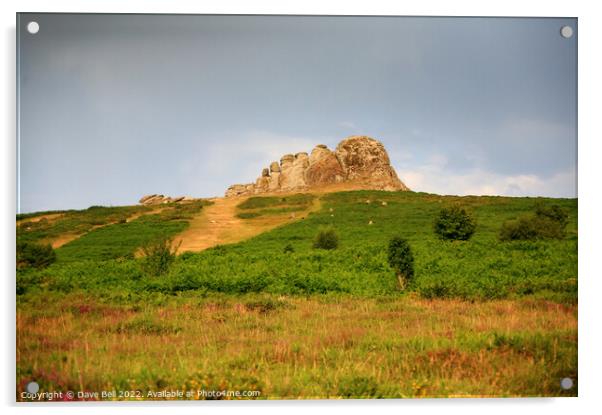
[17,14,577,213]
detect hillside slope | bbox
[17,190,577,302]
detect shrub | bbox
[535,203,569,227]
[16,241,56,269]
[283,243,295,253]
[433,206,476,241]
[313,226,339,250]
[499,216,565,241]
[141,237,181,276]
[499,204,568,241]
[387,237,414,288]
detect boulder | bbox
[305,145,345,186]
[335,136,409,191]
[270,161,281,173]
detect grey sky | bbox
[17,14,577,213]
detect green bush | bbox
[535,203,569,227]
[17,241,56,269]
[387,237,414,288]
[312,226,339,250]
[283,243,295,253]
[500,204,568,241]
[433,206,476,241]
[141,237,181,276]
[500,216,565,241]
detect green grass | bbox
[236,193,315,219]
[16,209,74,222]
[17,191,577,302]
[237,193,315,210]
[16,204,153,245]
[15,190,578,399]
[53,200,211,263]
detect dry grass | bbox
[16,295,577,400]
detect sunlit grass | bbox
[16,293,577,400]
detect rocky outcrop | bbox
[138,194,198,205]
[335,136,409,191]
[225,135,409,197]
[306,144,346,186]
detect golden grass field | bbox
[17,294,577,400]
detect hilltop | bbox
[226,135,410,197]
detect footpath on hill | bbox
[174,195,321,253]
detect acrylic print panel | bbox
[16,14,577,401]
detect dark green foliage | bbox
[387,237,414,286]
[16,241,56,269]
[283,243,295,253]
[16,191,577,302]
[313,226,339,250]
[535,203,569,227]
[337,376,380,398]
[500,204,569,241]
[141,237,181,276]
[433,206,476,241]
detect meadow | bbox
[16,190,578,400]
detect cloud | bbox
[396,155,576,198]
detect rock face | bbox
[335,136,409,191]
[225,135,409,197]
[138,194,197,205]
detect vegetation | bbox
[236,194,315,219]
[16,241,56,270]
[16,191,577,399]
[433,205,476,241]
[237,194,315,210]
[17,191,577,302]
[499,203,569,241]
[16,204,153,246]
[141,237,181,277]
[387,237,414,288]
[313,226,339,250]
[16,294,577,400]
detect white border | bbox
[2,1,601,414]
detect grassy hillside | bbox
[17,191,577,302]
[16,191,578,399]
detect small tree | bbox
[141,237,181,276]
[313,226,339,250]
[16,241,56,270]
[433,206,476,241]
[387,237,414,289]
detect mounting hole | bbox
[560,377,574,390]
[27,21,40,34]
[560,25,573,39]
[26,381,39,394]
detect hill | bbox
[16,189,578,399]
[17,190,577,302]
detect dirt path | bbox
[17,213,64,225]
[174,196,321,253]
[49,207,168,249]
